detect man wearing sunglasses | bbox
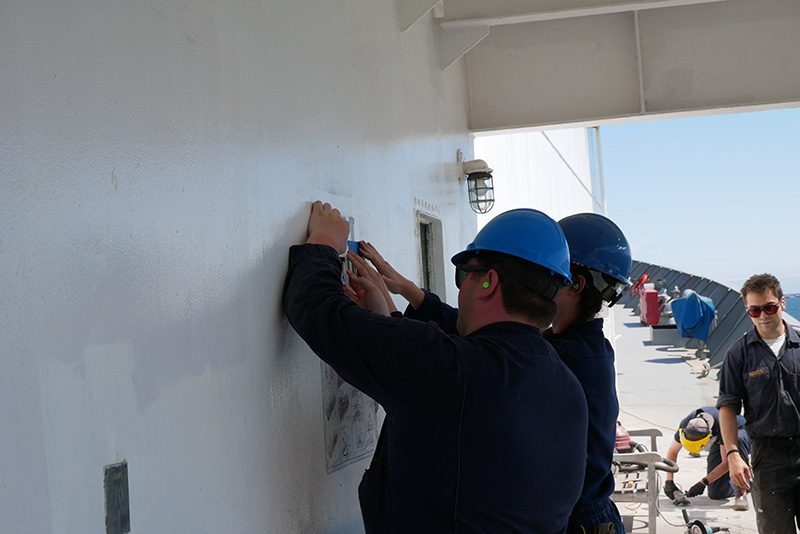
[284,202,588,533]
[717,274,800,533]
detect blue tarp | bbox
[671,290,716,342]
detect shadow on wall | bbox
[36,202,314,412]
[127,204,312,410]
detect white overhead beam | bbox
[436,0,734,72]
[397,0,441,31]
[464,0,800,131]
[633,10,646,114]
[441,0,733,29]
[436,23,489,70]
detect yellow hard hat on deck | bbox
[679,412,715,453]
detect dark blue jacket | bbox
[717,324,800,438]
[545,319,617,509]
[284,245,588,533]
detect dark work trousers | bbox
[750,437,800,534]
[567,499,624,534]
[708,428,752,499]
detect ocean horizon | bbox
[786,294,800,321]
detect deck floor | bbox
[612,306,758,534]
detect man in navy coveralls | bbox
[283,201,588,533]
[718,273,800,533]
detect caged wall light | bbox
[462,158,495,214]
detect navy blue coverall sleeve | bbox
[283,244,454,411]
[403,290,459,335]
[717,347,745,413]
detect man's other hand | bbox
[346,271,391,316]
[347,251,398,314]
[685,481,706,498]
[359,240,426,309]
[663,480,678,499]
[727,451,752,492]
[306,201,349,254]
[359,241,412,295]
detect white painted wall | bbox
[0,1,477,532]
[474,128,600,227]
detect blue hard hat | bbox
[558,213,632,285]
[451,208,572,284]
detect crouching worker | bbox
[662,407,750,511]
[284,202,589,533]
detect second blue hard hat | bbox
[557,212,632,285]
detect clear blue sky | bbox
[600,107,800,295]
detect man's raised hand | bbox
[306,201,350,254]
[358,241,425,309]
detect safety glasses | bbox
[747,303,781,318]
[455,264,490,289]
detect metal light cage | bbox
[466,171,494,214]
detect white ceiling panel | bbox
[445,0,800,130]
[466,13,642,130]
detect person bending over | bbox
[662,407,750,511]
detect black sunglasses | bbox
[455,264,490,289]
[747,303,780,318]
